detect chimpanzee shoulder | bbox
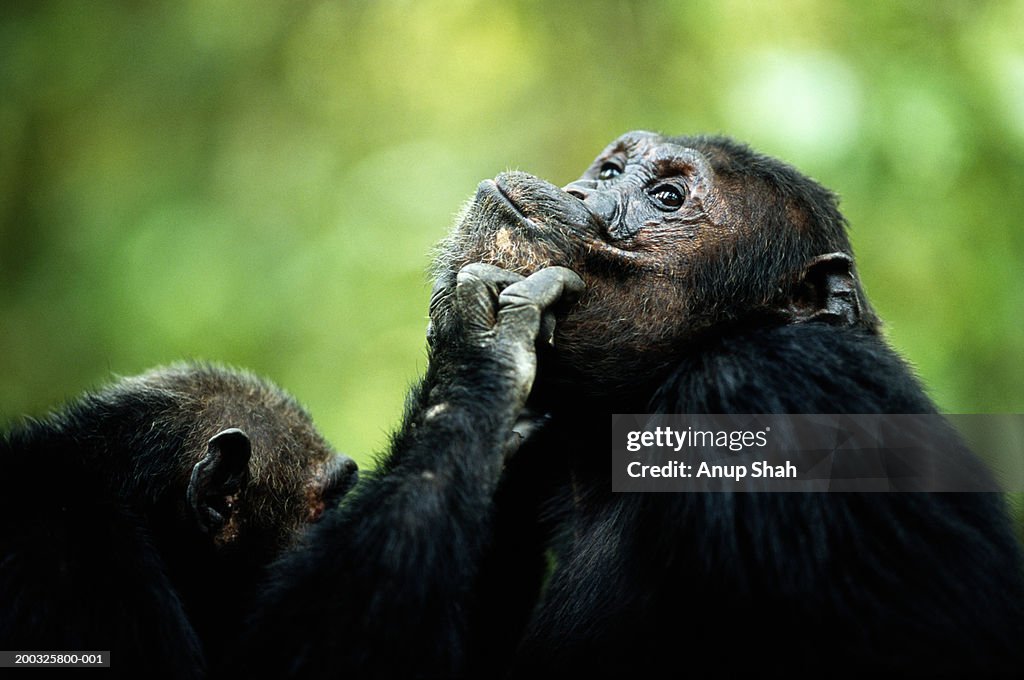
[654,321,936,415]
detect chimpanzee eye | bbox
[649,184,685,210]
[598,161,623,180]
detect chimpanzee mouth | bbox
[476,178,539,232]
[467,177,644,268]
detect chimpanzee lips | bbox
[476,178,539,232]
[464,176,642,274]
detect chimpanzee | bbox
[0,363,358,678]
[426,131,1024,675]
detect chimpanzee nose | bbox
[562,180,618,225]
[563,179,597,201]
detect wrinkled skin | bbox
[428,263,584,410]
[434,130,876,396]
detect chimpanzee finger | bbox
[454,263,528,334]
[496,267,585,344]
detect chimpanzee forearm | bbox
[225,265,582,679]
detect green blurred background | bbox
[2,1,1023,472]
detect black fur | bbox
[226,265,585,678]
[431,132,1024,676]
[227,134,1024,677]
[227,379,500,677]
[511,323,1024,675]
[0,364,352,678]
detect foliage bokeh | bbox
[2,1,1023,473]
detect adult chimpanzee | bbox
[426,131,1024,675]
[0,363,358,678]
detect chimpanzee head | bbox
[79,364,358,560]
[434,131,876,395]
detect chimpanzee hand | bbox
[427,263,584,409]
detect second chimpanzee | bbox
[429,131,1024,675]
[0,363,358,678]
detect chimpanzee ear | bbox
[786,252,862,326]
[188,428,251,535]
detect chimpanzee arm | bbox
[224,265,583,679]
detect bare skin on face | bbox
[434,131,866,395]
